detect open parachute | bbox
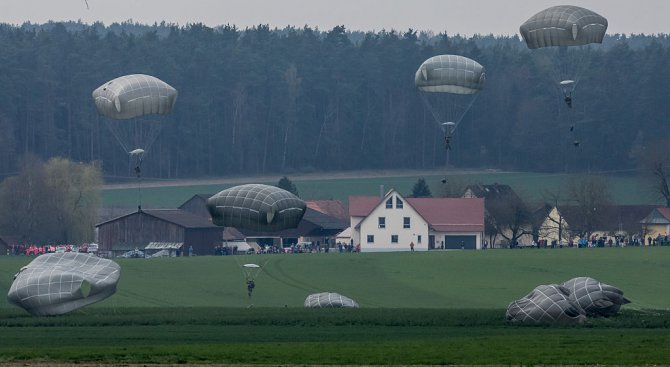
[519,5,607,107]
[92,74,178,158]
[415,55,485,150]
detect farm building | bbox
[178,193,214,219]
[96,209,223,257]
[640,207,670,242]
[534,204,658,246]
[349,189,485,251]
[222,207,348,251]
[463,183,533,247]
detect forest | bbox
[0,21,669,180]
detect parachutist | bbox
[570,125,574,132]
[246,279,255,297]
[573,140,581,147]
[444,135,452,150]
[564,95,572,108]
[134,165,141,177]
[441,178,447,184]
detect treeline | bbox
[0,21,668,180]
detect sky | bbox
[1,0,668,36]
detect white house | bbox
[349,189,485,252]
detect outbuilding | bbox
[96,209,223,257]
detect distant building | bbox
[178,193,214,219]
[640,207,670,241]
[96,209,223,257]
[349,189,485,251]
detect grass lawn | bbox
[101,170,661,209]
[2,248,669,364]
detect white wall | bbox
[357,193,429,252]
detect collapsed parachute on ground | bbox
[206,184,306,231]
[304,292,359,308]
[562,277,630,317]
[506,284,585,323]
[92,74,178,120]
[7,253,121,316]
[519,5,608,49]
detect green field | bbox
[1,248,669,364]
[101,170,661,209]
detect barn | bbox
[96,209,223,257]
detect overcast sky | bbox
[1,1,668,36]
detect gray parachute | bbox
[206,184,306,231]
[304,292,359,308]
[7,253,121,316]
[506,284,586,323]
[562,277,630,317]
[520,5,608,49]
[92,74,178,120]
[415,55,485,94]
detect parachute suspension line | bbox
[453,93,480,133]
[419,92,444,125]
[104,120,131,155]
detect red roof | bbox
[348,196,383,217]
[307,200,348,221]
[657,207,670,222]
[348,195,485,232]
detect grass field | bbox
[2,248,669,364]
[2,247,670,309]
[101,170,660,209]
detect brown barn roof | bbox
[307,200,348,221]
[96,209,219,229]
[558,205,659,233]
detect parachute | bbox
[562,277,631,317]
[520,5,607,144]
[206,184,306,231]
[92,74,177,169]
[506,284,586,323]
[415,55,485,151]
[7,253,120,316]
[304,292,359,308]
[519,5,607,95]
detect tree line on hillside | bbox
[0,22,669,181]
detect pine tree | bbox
[411,178,432,198]
[277,176,299,197]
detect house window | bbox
[391,235,399,243]
[396,197,403,209]
[386,198,393,209]
[367,235,374,243]
[378,217,386,229]
[417,235,422,243]
[403,217,410,229]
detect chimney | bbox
[380,184,385,197]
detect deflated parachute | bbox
[7,253,120,316]
[304,292,359,308]
[506,284,586,323]
[519,5,608,49]
[562,277,630,317]
[206,184,306,231]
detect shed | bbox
[96,209,223,257]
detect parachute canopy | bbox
[7,253,120,316]
[92,74,178,120]
[243,263,260,268]
[415,55,485,94]
[562,277,630,317]
[506,284,585,323]
[520,5,608,49]
[206,184,306,231]
[304,292,359,308]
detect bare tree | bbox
[632,134,670,207]
[567,175,612,237]
[486,191,532,248]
